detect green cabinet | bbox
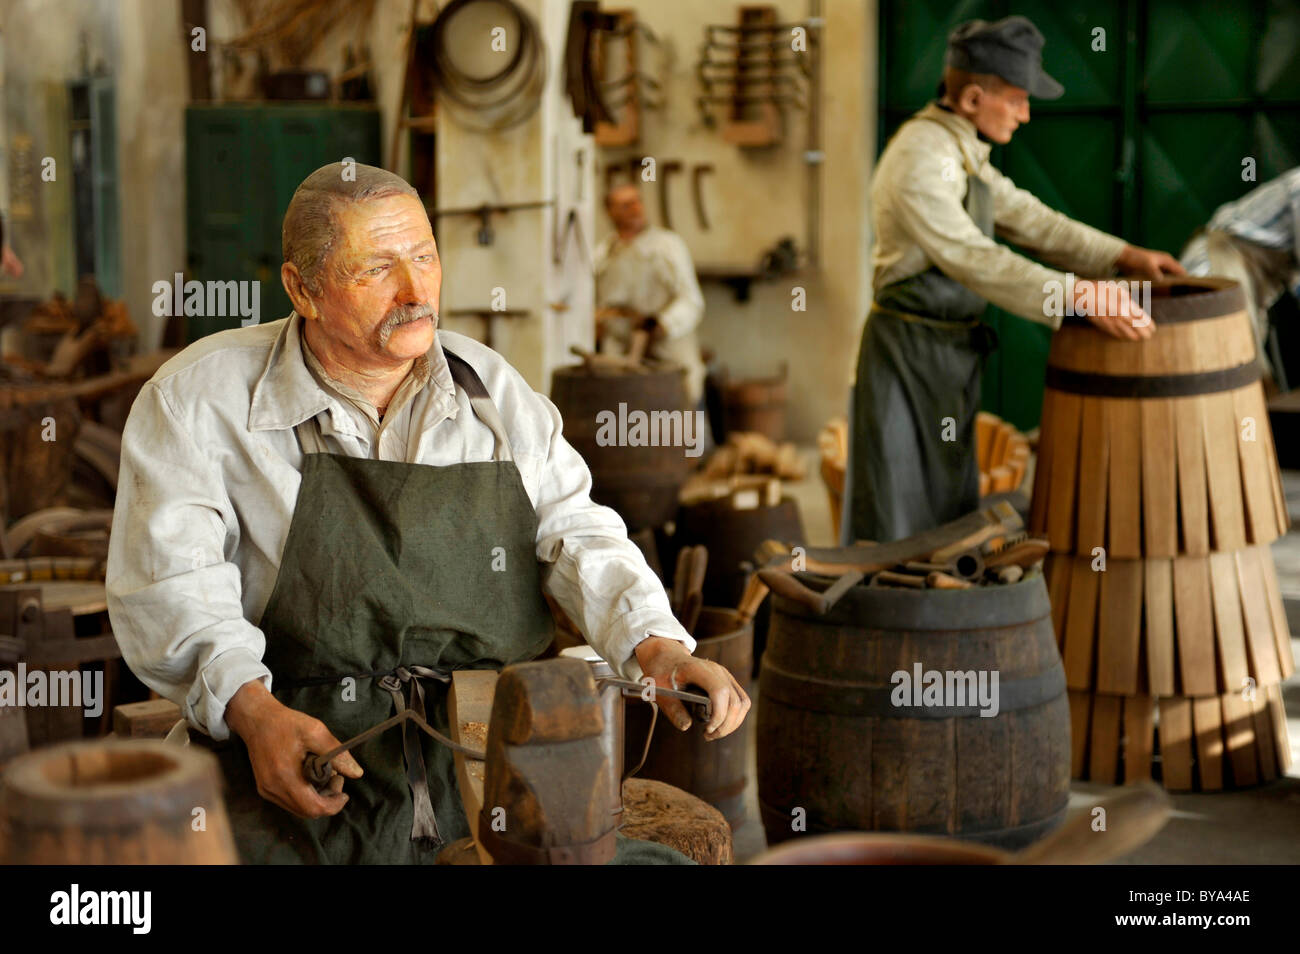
[184,104,381,340]
[877,0,1300,430]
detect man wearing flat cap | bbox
[106,162,749,864]
[847,15,1185,544]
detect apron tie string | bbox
[380,666,452,846]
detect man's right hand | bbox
[225,681,363,819]
[1073,279,1155,341]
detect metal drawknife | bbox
[302,707,487,790]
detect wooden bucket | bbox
[623,608,753,825]
[0,738,238,864]
[757,574,1070,849]
[1068,684,1291,792]
[721,365,787,442]
[551,364,693,531]
[1030,277,1288,558]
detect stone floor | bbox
[724,451,1300,864]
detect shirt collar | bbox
[917,101,991,175]
[248,312,457,432]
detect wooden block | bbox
[1068,690,1091,778]
[1096,559,1142,695]
[1088,694,1122,784]
[1172,556,1217,696]
[1144,559,1176,697]
[449,669,498,866]
[1234,386,1280,544]
[1208,551,1250,691]
[1157,697,1194,791]
[1258,548,1296,679]
[1075,399,1110,556]
[1174,396,1210,555]
[1191,696,1224,791]
[1219,690,1258,787]
[1046,392,1083,551]
[1236,547,1283,686]
[1202,391,1247,551]
[1122,695,1154,783]
[1062,558,1100,690]
[112,699,183,738]
[976,412,997,471]
[1106,399,1142,559]
[1140,399,1178,557]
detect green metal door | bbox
[185,104,382,340]
[878,0,1300,430]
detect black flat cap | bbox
[945,15,1064,100]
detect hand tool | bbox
[597,677,713,722]
[302,707,487,790]
[692,163,715,229]
[869,570,927,589]
[735,572,770,623]
[926,571,973,590]
[658,160,683,229]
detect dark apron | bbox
[203,348,691,865]
[849,118,998,544]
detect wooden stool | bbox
[621,777,733,865]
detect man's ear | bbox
[281,263,319,320]
[957,83,982,114]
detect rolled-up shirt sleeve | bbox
[106,382,271,741]
[528,390,694,679]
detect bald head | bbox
[282,162,420,293]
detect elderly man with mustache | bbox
[106,162,748,865]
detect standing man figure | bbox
[849,15,1184,544]
[595,184,707,406]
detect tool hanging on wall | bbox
[591,9,665,147]
[444,308,531,350]
[563,1,621,133]
[430,200,553,247]
[695,5,816,148]
[692,164,715,230]
[657,160,683,230]
[424,0,547,133]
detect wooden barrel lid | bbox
[0,739,223,829]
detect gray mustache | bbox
[377,304,437,343]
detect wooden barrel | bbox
[551,364,693,531]
[674,496,805,608]
[721,365,787,441]
[758,573,1069,849]
[1030,277,1287,559]
[624,608,753,825]
[0,738,238,864]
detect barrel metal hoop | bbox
[759,661,1066,718]
[1059,278,1245,325]
[1044,360,1260,399]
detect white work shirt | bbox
[594,226,707,402]
[106,313,694,740]
[872,102,1129,328]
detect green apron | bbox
[848,114,999,544]
[204,347,691,865]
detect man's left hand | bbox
[1116,244,1186,280]
[633,636,750,740]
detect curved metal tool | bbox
[302,707,487,788]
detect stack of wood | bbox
[976,411,1030,496]
[15,278,137,380]
[681,431,804,509]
